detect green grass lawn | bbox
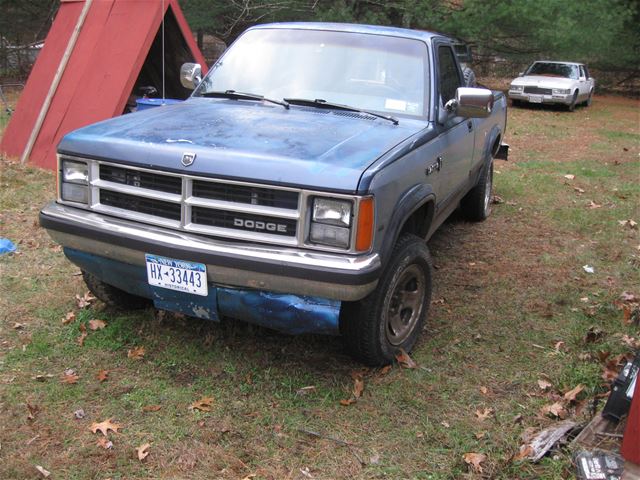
[1,95,639,479]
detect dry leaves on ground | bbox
[61,311,75,325]
[143,405,162,412]
[127,346,145,360]
[26,402,39,421]
[77,323,88,346]
[537,378,553,391]
[540,402,567,419]
[96,369,109,382]
[61,370,80,384]
[190,396,214,412]
[137,443,151,461]
[75,292,96,308]
[35,465,51,478]
[395,348,418,369]
[340,372,364,406]
[90,419,121,436]
[96,437,113,449]
[563,384,585,403]
[463,452,487,473]
[88,319,107,331]
[475,408,494,421]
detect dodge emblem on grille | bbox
[181,152,196,167]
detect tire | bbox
[511,99,521,107]
[584,90,593,107]
[463,67,477,87]
[341,234,433,366]
[82,270,150,310]
[461,155,494,222]
[567,91,578,111]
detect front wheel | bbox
[461,155,494,222]
[567,91,579,111]
[341,234,433,365]
[82,271,150,310]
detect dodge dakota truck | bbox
[40,23,508,365]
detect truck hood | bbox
[59,98,425,192]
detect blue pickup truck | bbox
[40,23,508,365]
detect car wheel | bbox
[567,91,578,111]
[511,99,521,107]
[82,270,150,310]
[585,90,593,107]
[461,155,493,222]
[341,234,433,366]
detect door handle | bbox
[425,156,442,176]
[467,120,473,132]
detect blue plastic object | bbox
[0,238,17,255]
[135,98,182,111]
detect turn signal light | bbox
[355,197,374,252]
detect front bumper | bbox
[508,91,573,105]
[40,202,381,302]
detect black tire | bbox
[511,99,522,107]
[584,90,593,107]
[461,155,494,222]
[82,270,150,310]
[341,234,433,366]
[567,91,578,111]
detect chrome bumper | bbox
[40,202,381,301]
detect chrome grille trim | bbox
[58,156,369,253]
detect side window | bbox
[438,46,462,103]
[583,66,590,79]
[579,66,586,79]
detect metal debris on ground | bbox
[574,450,624,480]
[518,420,578,462]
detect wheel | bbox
[511,99,521,107]
[463,67,477,87]
[341,234,433,366]
[461,155,493,221]
[82,270,150,310]
[584,90,593,107]
[567,91,578,111]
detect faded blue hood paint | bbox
[59,98,426,192]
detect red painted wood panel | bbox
[1,0,207,170]
[0,1,82,159]
[622,376,640,464]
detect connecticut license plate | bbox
[529,95,543,103]
[145,254,208,296]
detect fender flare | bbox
[379,183,435,267]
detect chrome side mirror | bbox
[180,63,202,90]
[445,87,494,118]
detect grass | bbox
[1,94,639,479]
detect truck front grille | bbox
[523,86,552,95]
[86,161,301,246]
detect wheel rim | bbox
[385,264,426,345]
[483,162,493,214]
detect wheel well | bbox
[399,201,434,239]
[491,135,501,157]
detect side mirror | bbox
[518,72,524,77]
[445,87,494,118]
[180,63,202,90]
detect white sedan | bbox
[508,61,595,111]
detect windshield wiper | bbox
[202,90,289,109]
[284,98,399,125]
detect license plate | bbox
[145,254,208,296]
[529,95,543,103]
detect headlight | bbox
[309,223,350,248]
[510,85,524,92]
[312,198,352,227]
[60,159,89,204]
[552,88,571,95]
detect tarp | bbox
[0,0,207,170]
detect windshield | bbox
[526,62,579,79]
[193,28,429,118]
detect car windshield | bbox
[526,62,579,79]
[193,28,429,118]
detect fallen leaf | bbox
[61,371,80,384]
[618,219,638,229]
[574,187,586,194]
[513,445,534,461]
[127,346,145,360]
[475,431,486,439]
[621,334,640,349]
[620,291,638,303]
[475,408,494,421]
[77,323,88,346]
[26,402,39,421]
[563,174,575,180]
[88,319,107,331]
[96,369,109,382]
[379,365,392,376]
[395,348,417,369]
[541,402,567,419]
[463,452,487,473]
[96,437,113,449]
[75,291,96,308]
[136,443,150,461]
[340,398,356,406]
[441,421,450,428]
[241,475,257,480]
[61,311,76,325]
[190,396,214,412]
[90,418,121,436]
[587,201,602,209]
[537,379,553,391]
[295,386,317,396]
[35,465,51,478]
[554,341,566,352]
[479,386,489,395]
[563,384,585,402]
[33,374,54,382]
[491,194,504,204]
[353,376,364,399]
[13,322,25,329]
[142,405,162,412]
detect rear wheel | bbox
[584,90,593,107]
[461,155,494,222]
[341,234,433,366]
[82,271,150,310]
